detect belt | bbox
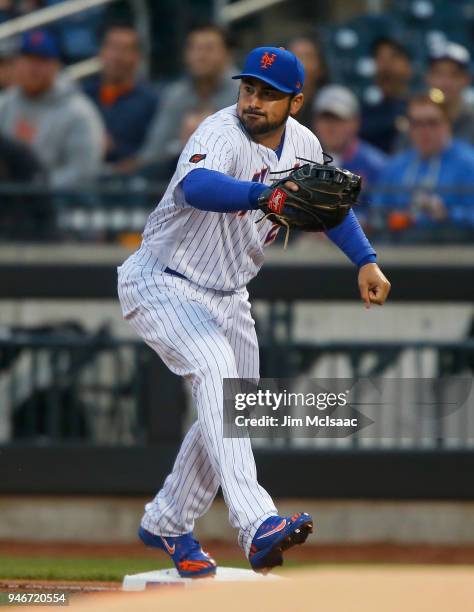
[164,266,187,280]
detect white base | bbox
[122,567,280,590]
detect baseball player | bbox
[118,46,391,578]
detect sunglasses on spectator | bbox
[408,116,445,128]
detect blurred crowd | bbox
[1,18,474,242]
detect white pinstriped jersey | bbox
[142,104,323,291]
[119,103,323,550]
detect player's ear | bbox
[290,93,304,116]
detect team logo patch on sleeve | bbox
[268,188,287,214]
[189,153,207,163]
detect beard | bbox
[239,100,292,136]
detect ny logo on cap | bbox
[260,51,276,69]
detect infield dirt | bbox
[15,567,474,612]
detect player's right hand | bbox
[358,263,391,308]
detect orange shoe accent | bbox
[178,560,215,572]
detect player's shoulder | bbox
[197,105,242,138]
[189,105,244,151]
[181,105,244,162]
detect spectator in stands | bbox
[83,24,158,167]
[130,23,238,177]
[0,1,43,25]
[426,43,474,146]
[0,30,104,187]
[372,90,474,238]
[361,37,412,153]
[313,85,387,226]
[288,35,328,129]
[0,0,17,23]
[0,36,19,90]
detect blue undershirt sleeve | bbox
[325,209,377,268]
[182,168,266,212]
[183,169,377,267]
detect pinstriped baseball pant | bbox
[117,246,277,555]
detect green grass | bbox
[0,557,168,582]
[0,556,260,582]
[0,556,316,582]
[2,556,467,583]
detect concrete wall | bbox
[1,496,473,545]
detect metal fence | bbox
[1,331,472,450]
[2,184,474,244]
[0,332,148,445]
[256,339,474,451]
[0,183,164,242]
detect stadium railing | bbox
[1,333,472,450]
[0,326,472,498]
[2,183,474,244]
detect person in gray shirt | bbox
[131,24,238,176]
[0,30,104,188]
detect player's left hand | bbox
[358,263,391,308]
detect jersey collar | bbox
[273,128,286,161]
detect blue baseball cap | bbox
[20,30,60,59]
[232,46,304,94]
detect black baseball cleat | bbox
[248,512,314,572]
